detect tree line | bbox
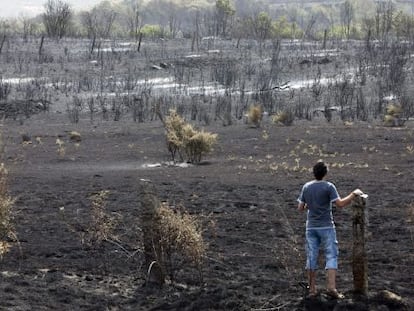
[1,0,414,43]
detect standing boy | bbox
[297,161,363,298]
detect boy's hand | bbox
[353,189,368,198]
[353,189,363,196]
[297,203,307,211]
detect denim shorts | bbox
[305,227,338,270]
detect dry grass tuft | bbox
[185,129,217,164]
[56,138,66,157]
[69,131,82,142]
[408,202,414,247]
[153,202,206,281]
[408,202,414,223]
[164,109,217,163]
[165,109,187,161]
[0,163,15,258]
[272,110,294,126]
[62,190,121,248]
[386,103,402,116]
[384,103,403,127]
[247,104,262,127]
[84,190,120,247]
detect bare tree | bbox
[166,2,181,38]
[42,0,72,39]
[232,16,248,48]
[375,0,395,42]
[361,16,375,52]
[0,19,10,54]
[81,2,117,40]
[80,3,117,54]
[123,0,142,41]
[80,11,95,39]
[191,11,201,52]
[303,14,317,40]
[340,0,354,39]
[19,14,38,42]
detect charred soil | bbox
[1,115,414,310]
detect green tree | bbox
[394,11,414,40]
[272,16,293,39]
[141,24,165,38]
[251,11,272,45]
[215,0,235,37]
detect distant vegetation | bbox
[1,0,414,42]
[1,0,414,128]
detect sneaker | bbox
[326,289,345,299]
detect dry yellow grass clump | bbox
[0,163,15,257]
[272,110,294,126]
[165,109,187,161]
[69,131,82,142]
[84,190,120,246]
[56,138,65,157]
[165,110,217,163]
[154,202,205,279]
[384,103,403,127]
[185,129,217,164]
[247,104,262,127]
[61,190,121,248]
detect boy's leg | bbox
[327,269,336,292]
[308,270,317,295]
[322,228,342,297]
[306,229,320,295]
[326,269,344,298]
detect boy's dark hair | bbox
[313,162,328,180]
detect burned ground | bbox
[0,114,413,310]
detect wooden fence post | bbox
[352,194,368,296]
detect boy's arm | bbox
[297,201,307,211]
[334,189,364,208]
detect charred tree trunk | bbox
[191,32,196,52]
[90,35,96,54]
[322,29,327,50]
[352,195,368,296]
[137,32,143,52]
[38,35,45,60]
[0,34,6,54]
